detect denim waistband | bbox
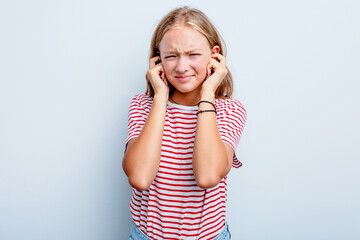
[128,221,231,239]
[129,221,149,240]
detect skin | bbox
[122,25,234,190]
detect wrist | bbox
[153,93,169,105]
[200,88,215,102]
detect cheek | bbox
[193,58,210,75]
[162,62,175,75]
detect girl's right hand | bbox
[146,56,169,99]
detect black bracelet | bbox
[198,100,216,109]
[196,109,217,116]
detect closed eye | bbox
[190,53,201,56]
[165,55,176,59]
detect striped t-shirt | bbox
[126,94,247,239]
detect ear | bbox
[211,45,220,54]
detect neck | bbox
[170,90,201,106]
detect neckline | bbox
[167,100,198,110]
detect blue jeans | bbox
[128,221,231,239]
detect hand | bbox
[146,56,170,99]
[201,53,228,95]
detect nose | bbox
[175,56,189,73]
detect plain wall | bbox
[1,0,359,239]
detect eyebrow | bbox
[162,49,203,54]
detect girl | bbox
[123,6,247,240]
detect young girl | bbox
[123,6,247,240]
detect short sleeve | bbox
[216,99,247,168]
[125,94,151,146]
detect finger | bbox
[207,62,212,78]
[212,53,226,65]
[209,58,228,77]
[149,56,161,68]
[211,53,226,66]
[152,61,164,75]
[209,58,221,69]
[163,77,168,86]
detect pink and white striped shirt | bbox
[126,94,247,239]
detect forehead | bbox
[159,26,210,53]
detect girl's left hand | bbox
[201,53,228,95]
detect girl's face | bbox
[159,26,218,98]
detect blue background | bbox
[1,0,359,239]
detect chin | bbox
[173,85,202,94]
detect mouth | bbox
[175,75,194,83]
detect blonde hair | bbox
[145,6,233,98]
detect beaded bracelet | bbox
[196,109,217,116]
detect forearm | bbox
[123,95,167,190]
[192,91,232,189]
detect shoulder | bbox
[215,98,247,118]
[130,94,153,109]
